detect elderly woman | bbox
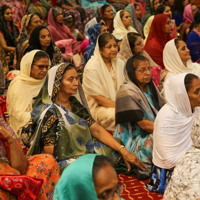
[186,10,200,63]
[163,38,200,81]
[27,62,146,173]
[114,55,164,179]
[112,10,137,41]
[0,117,60,200]
[144,14,174,69]
[25,25,63,67]
[6,50,49,146]
[83,33,124,131]
[54,154,124,200]
[146,73,200,193]
[84,22,108,66]
[164,112,200,199]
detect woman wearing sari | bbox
[163,38,200,81]
[7,50,49,146]
[83,33,124,131]
[146,73,200,193]
[0,113,60,200]
[144,14,174,69]
[47,7,80,62]
[84,22,108,66]
[54,154,124,200]
[113,10,137,41]
[27,62,146,173]
[114,55,164,179]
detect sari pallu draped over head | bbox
[153,73,200,169]
[144,14,174,69]
[47,8,80,54]
[112,10,137,40]
[115,55,164,137]
[82,35,125,131]
[28,63,94,171]
[6,50,50,140]
[163,39,200,81]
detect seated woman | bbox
[25,25,64,67]
[47,7,80,63]
[26,0,52,20]
[6,50,49,146]
[146,73,200,193]
[59,0,94,33]
[125,3,143,36]
[27,62,146,173]
[83,33,124,131]
[144,14,174,69]
[163,113,200,200]
[186,10,200,63]
[114,55,164,179]
[113,10,137,41]
[16,13,42,69]
[84,22,108,66]
[163,38,200,81]
[144,4,176,43]
[0,5,19,68]
[54,154,124,200]
[98,4,114,33]
[0,115,60,200]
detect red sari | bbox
[144,14,174,69]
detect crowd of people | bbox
[0,0,200,199]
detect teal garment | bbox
[54,154,125,200]
[114,85,158,165]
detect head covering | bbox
[183,4,193,24]
[112,10,137,40]
[0,5,19,47]
[54,154,98,200]
[153,73,200,169]
[163,39,200,80]
[26,25,54,60]
[6,50,50,138]
[84,23,102,66]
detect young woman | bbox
[25,25,64,67]
[83,33,124,131]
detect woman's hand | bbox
[120,147,146,171]
[0,126,15,145]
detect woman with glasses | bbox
[54,154,124,200]
[6,50,49,146]
[114,55,165,180]
[144,14,174,69]
[25,25,64,67]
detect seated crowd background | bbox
[0,0,200,199]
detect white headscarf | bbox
[7,50,50,138]
[163,39,200,81]
[153,73,200,169]
[112,10,137,40]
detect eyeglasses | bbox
[98,183,124,200]
[33,64,50,70]
[135,66,153,73]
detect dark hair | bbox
[52,7,62,21]
[120,10,127,19]
[98,33,116,50]
[92,155,114,180]
[127,32,142,55]
[32,50,49,65]
[184,73,199,92]
[27,26,54,60]
[172,0,185,15]
[174,38,183,49]
[156,4,169,14]
[65,15,75,25]
[194,9,200,26]
[101,4,111,15]
[134,3,139,10]
[132,54,149,69]
[0,5,11,16]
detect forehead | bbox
[189,78,200,91]
[135,60,149,68]
[4,8,12,13]
[63,68,77,77]
[123,11,130,16]
[31,15,40,22]
[177,40,186,48]
[34,57,49,64]
[40,28,50,34]
[105,6,112,11]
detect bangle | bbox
[118,145,125,152]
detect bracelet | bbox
[118,145,125,152]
